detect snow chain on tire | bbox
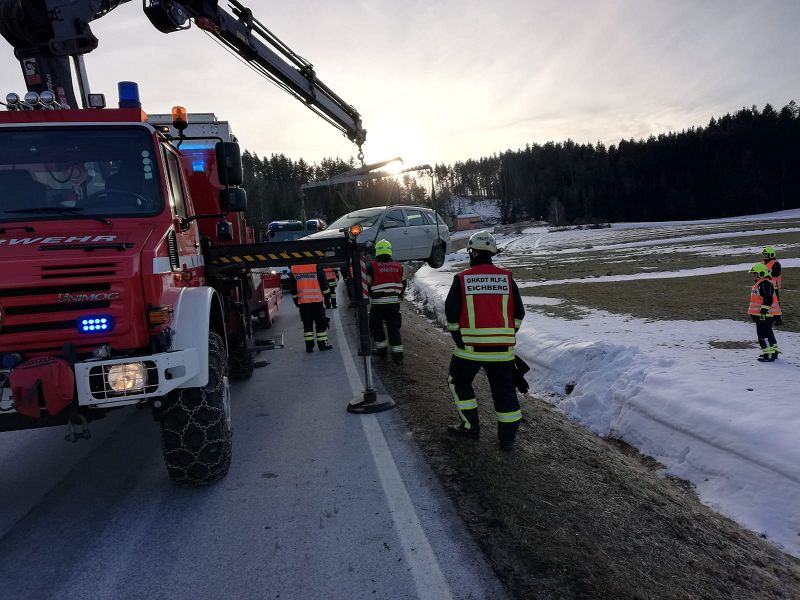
[160,332,232,485]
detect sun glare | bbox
[365,121,430,171]
[383,159,405,175]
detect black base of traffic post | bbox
[347,392,395,414]
[346,242,396,415]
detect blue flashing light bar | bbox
[118,81,141,109]
[178,143,216,150]
[79,316,113,334]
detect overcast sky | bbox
[1,0,798,166]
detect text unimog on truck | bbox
[0,0,366,485]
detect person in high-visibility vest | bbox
[748,263,781,362]
[444,231,525,451]
[323,267,339,309]
[289,264,332,352]
[761,246,783,326]
[367,239,407,363]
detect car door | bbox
[402,208,432,259]
[378,208,408,260]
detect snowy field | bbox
[411,208,800,557]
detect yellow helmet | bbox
[750,263,769,278]
[375,239,393,257]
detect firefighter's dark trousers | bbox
[326,280,338,308]
[299,302,328,350]
[370,302,402,359]
[753,315,778,353]
[448,354,521,443]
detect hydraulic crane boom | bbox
[0,0,365,147]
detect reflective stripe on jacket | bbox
[764,259,782,289]
[455,264,516,358]
[748,278,781,316]
[291,264,324,304]
[369,261,405,304]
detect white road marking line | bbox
[331,308,455,600]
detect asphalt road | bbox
[0,288,507,600]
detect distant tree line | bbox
[242,101,800,232]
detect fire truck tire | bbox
[160,332,232,486]
[427,243,446,268]
[228,342,255,380]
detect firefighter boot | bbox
[447,408,480,440]
[319,343,334,351]
[447,422,480,439]
[306,342,315,353]
[373,344,388,359]
[330,298,337,309]
[390,350,403,364]
[498,425,519,452]
[757,348,775,362]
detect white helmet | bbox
[468,230,498,255]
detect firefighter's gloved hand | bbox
[451,331,465,350]
[514,356,531,393]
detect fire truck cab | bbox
[0,94,248,484]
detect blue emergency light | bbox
[117,81,141,109]
[79,317,113,334]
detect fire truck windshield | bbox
[0,127,163,221]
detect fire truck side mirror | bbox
[216,142,244,186]
[219,188,247,213]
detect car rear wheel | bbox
[427,243,446,268]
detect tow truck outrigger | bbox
[0,0,365,485]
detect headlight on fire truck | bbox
[107,363,146,392]
[88,360,159,400]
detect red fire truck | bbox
[0,0,365,485]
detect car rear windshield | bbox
[328,208,384,230]
[0,126,163,221]
[268,229,306,242]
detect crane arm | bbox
[0,0,365,147]
[161,0,365,147]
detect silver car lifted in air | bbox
[306,205,451,267]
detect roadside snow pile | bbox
[411,257,800,558]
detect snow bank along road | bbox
[0,296,507,600]
[413,209,800,557]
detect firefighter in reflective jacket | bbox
[762,245,783,299]
[445,231,525,451]
[762,246,784,326]
[749,263,781,362]
[367,239,407,363]
[323,267,339,308]
[289,264,333,352]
